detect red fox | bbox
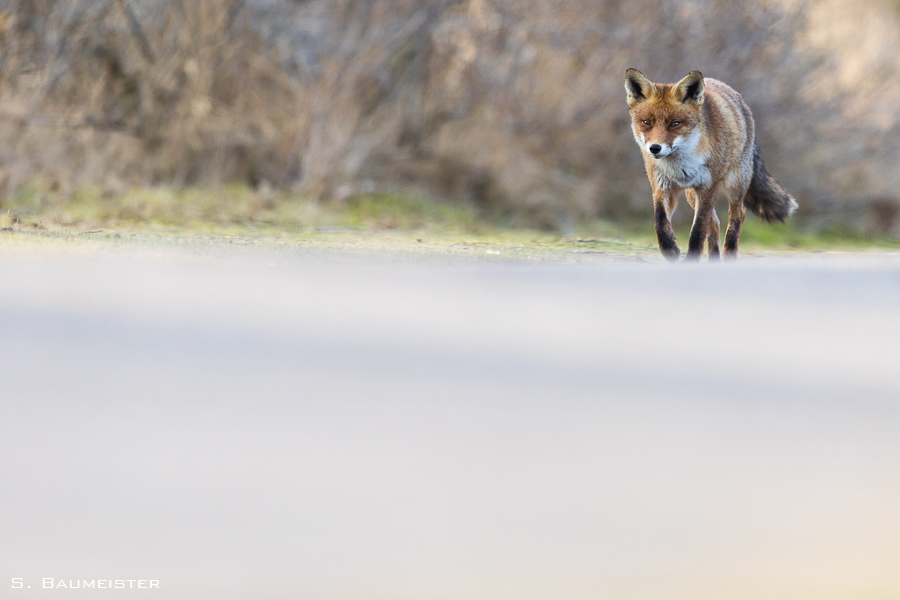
[625,69,797,261]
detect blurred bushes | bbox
[1,0,899,230]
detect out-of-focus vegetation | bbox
[1,0,899,237]
[1,182,487,233]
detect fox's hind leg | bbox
[708,208,721,260]
[687,189,720,260]
[723,170,752,259]
[723,203,746,258]
[685,185,719,261]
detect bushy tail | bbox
[743,142,798,223]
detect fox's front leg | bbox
[653,191,680,262]
[686,185,719,261]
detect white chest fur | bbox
[651,130,711,190]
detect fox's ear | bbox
[673,71,705,106]
[625,68,655,107]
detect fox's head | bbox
[624,69,705,159]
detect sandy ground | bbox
[1,233,899,599]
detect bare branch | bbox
[117,0,156,65]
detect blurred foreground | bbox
[2,243,900,599]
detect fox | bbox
[624,68,797,261]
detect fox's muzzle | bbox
[647,142,672,158]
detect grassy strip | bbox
[2,182,899,256]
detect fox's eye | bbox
[670,121,681,127]
[641,120,651,126]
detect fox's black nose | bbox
[649,144,662,155]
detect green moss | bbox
[739,218,900,250]
[335,192,483,233]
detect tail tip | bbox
[786,195,799,218]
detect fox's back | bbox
[698,78,755,169]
